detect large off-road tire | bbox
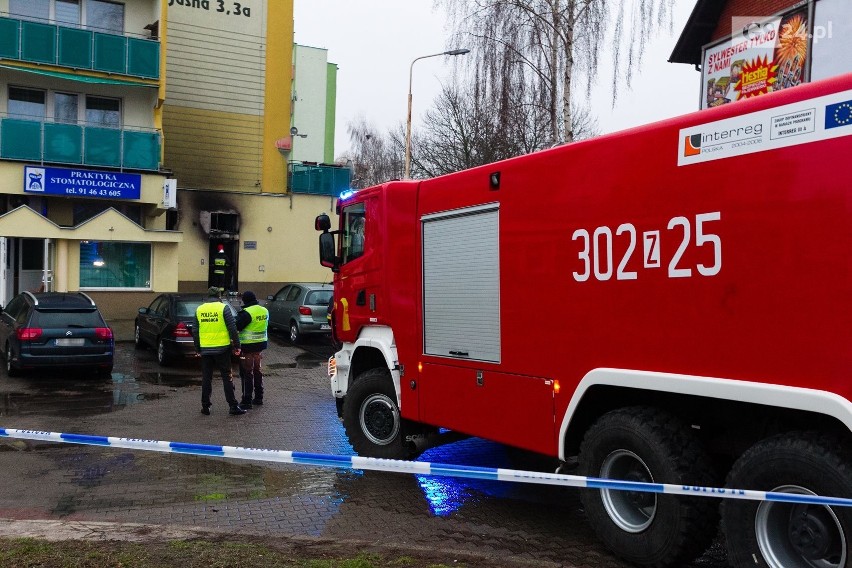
[342,367,412,460]
[5,343,20,377]
[722,432,852,568]
[578,407,719,568]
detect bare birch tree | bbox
[342,117,403,188]
[404,81,597,178]
[438,0,675,144]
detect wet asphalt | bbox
[0,330,729,567]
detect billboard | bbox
[702,9,809,109]
[23,166,141,200]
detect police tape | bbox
[2,427,851,508]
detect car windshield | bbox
[306,290,333,306]
[32,310,104,328]
[175,301,203,317]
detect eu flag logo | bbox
[825,100,852,129]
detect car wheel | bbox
[578,407,719,567]
[4,342,20,377]
[722,432,851,568]
[342,368,414,459]
[134,324,144,349]
[157,338,171,366]
[289,321,300,344]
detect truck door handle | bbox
[449,350,469,357]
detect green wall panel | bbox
[0,18,20,59]
[58,27,93,69]
[127,38,159,78]
[84,127,121,167]
[44,123,83,164]
[1,119,42,161]
[93,33,126,74]
[123,131,160,170]
[21,21,56,64]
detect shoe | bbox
[229,405,247,415]
[241,401,253,409]
[252,399,263,406]
[201,407,211,416]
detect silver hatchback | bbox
[266,283,333,343]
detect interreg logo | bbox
[27,168,46,192]
[683,123,764,158]
[825,100,852,130]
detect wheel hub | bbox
[756,485,846,568]
[360,394,399,445]
[789,506,835,560]
[599,449,657,533]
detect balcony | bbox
[288,162,352,196]
[0,115,161,171]
[0,16,159,80]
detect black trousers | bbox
[200,350,238,408]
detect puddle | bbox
[132,372,201,388]
[267,353,324,370]
[0,374,182,418]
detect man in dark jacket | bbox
[193,286,245,416]
[235,290,269,408]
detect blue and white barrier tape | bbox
[2,427,851,508]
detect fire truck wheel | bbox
[578,406,718,568]
[342,368,411,459]
[722,432,852,568]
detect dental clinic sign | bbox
[23,166,141,200]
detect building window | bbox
[86,96,120,128]
[55,0,81,26]
[80,241,151,289]
[21,239,45,270]
[87,0,124,34]
[8,87,46,120]
[9,0,50,21]
[54,92,79,124]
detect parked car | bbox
[0,291,114,377]
[134,293,237,366]
[266,283,333,343]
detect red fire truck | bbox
[315,73,852,568]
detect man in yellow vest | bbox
[235,290,269,408]
[193,286,245,416]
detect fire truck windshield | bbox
[341,202,366,264]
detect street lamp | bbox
[404,48,470,179]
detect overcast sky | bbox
[293,0,701,158]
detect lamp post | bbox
[404,48,470,179]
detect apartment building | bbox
[0,0,172,315]
[0,0,345,319]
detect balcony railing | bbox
[288,162,352,196]
[0,114,161,171]
[0,16,159,79]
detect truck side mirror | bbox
[315,214,331,232]
[319,232,339,271]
